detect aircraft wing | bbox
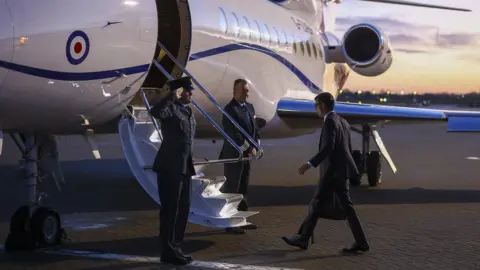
[277,98,480,132]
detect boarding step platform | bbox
[118,107,258,228]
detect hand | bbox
[298,163,311,175]
[248,148,257,157]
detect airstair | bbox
[118,42,264,228]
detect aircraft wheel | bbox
[5,205,37,252]
[350,150,362,186]
[367,151,382,187]
[31,207,63,247]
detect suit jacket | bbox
[150,98,196,176]
[219,98,260,159]
[309,112,359,186]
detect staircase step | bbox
[206,193,243,202]
[195,176,227,196]
[188,211,254,228]
[231,211,259,218]
[198,176,226,184]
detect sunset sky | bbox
[334,0,479,93]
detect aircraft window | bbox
[240,16,250,40]
[229,12,240,37]
[286,33,294,50]
[251,20,260,42]
[306,41,312,57]
[261,23,271,46]
[271,27,280,46]
[318,44,324,60]
[313,43,318,59]
[218,8,228,34]
[300,41,305,56]
[279,30,287,46]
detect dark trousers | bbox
[157,171,191,256]
[221,160,250,211]
[298,178,368,246]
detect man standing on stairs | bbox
[219,78,260,234]
[150,76,196,266]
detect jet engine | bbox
[341,23,393,77]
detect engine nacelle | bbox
[341,23,393,77]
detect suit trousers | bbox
[298,178,368,246]
[157,171,191,256]
[221,160,250,211]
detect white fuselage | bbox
[0,0,340,138]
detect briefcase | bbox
[316,192,346,221]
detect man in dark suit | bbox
[150,76,196,266]
[219,78,260,234]
[281,92,370,253]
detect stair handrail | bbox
[150,60,243,165]
[146,53,260,165]
[155,41,264,165]
[140,90,163,141]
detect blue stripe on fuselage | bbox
[189,43,321,92]
[0,60,150,81]
[0,43,321,92]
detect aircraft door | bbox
[0,0,14,89]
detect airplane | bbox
[0,0,478,251]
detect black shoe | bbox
[225,227,246,234]
[161,254,189,265]
[342,243,370,253]
[281,235,312,250]
[241,224,258,230]
[175,247,193,263]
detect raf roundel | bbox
[66,30,90,65]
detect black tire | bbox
[350,150,362,186]
[5,205,36,252]
[31,207,62,246]
[9,205,30,234]
[367,151,382,187]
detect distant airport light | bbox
[400,91,404,95]
[357,90,362,94]
[387,90,391,95]
[372,91,376,94]
[413,91,417,95]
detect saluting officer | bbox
[150,76,196,266]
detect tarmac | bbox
[0,122,480,269]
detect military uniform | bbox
[150,77,196,265]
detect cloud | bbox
[394,48,430,54]
[388,34,432,46]
[335,16,480,50]
[436,33,480,47]
[458,53,480,63]
[335,16,435,33]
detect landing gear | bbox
[350,125,382,187]
[4,133,66,252]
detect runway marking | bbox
[465,156,480,160]
[0,245,303,270]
